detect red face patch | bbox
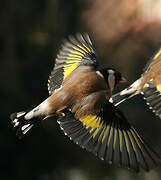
[114,71,122,86]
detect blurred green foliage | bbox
[1,0,161,180]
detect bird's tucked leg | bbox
[56,106,67,117]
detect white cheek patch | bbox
[108,70,115,91]
[21,124,31,131]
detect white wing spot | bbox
[13,119,18,123]
[17,112,25,118]
[21,124,30,131]
[14,121,19,127]
[57,120,61,124]
[60,127,64,130]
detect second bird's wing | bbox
[48,34,98,95]
[57,101,160,172]
[142,82,161,119]
[143,47,161,74]
[141,47,161,118]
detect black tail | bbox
[10,111,41,139]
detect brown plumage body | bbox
[140,55,161,88]
[47,66,110,119]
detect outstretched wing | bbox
[142,47,161,118]
[142,82,161,119]
[143,47,161,74]
[58,102,160,172]
[48,33,98,95]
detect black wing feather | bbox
[142,82,161,119]
[57,102,160,171]
[48,33,98,95]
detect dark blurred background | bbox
[1,0,161,179]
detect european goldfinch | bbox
[10,34,160,172]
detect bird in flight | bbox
[10,33,160,172]
[110,47,161,120]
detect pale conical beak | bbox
[120,77,127,83]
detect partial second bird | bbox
[110,47,161,119]
[10,33,161,172]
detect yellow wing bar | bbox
[58,108,160,171]
[48,34,98,95]
[153,47,161,59]
[63,43,93,79]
